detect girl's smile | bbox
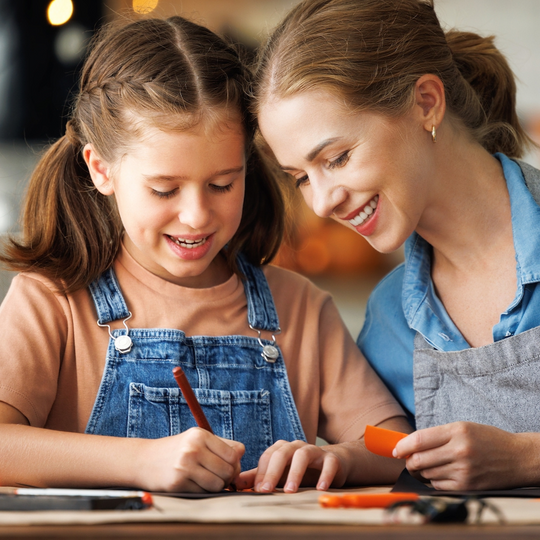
[85,117,246,288]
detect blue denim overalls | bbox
[85,255,306,470]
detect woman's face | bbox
[258,90,435,254]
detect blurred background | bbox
[0,0,539,337]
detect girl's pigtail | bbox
[0,129,122,293]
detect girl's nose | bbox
[177,191,212,230]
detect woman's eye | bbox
[328,151,350,169]
[151,188,178,199]
[295,175,309,189]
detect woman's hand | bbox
[393,421,540,490]
[235,440,347,493]
[137,427,245,493]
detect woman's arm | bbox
[235,415,412,492]
[0,401,244,492]
[393,421,540,490]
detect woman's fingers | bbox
[393,424,453,460]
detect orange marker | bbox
[364,425,408,458]
[319,492,419,508]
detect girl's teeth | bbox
[170,236,207,249]
[348,196,378,227]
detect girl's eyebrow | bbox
[142,165,245,181]
[280,137,342,171]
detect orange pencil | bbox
[172,366,213,433]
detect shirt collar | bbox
[402,153,540,349]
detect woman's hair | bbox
[254,0,533,157]
[1,16,285,293]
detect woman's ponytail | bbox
[446,30,532,157]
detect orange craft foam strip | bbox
[364,425,408,458]
[319,492,419,509]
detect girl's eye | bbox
[328,151,350,169]
[210,183,233,193]
[151,188,178,199]
[295,175,309,189]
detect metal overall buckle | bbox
[249,324,281,363]
[97,312,133,354]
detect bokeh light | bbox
[132,0,159,15]
[47,0,74,26]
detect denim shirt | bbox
[357,154,540,419]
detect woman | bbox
[253,0,540,490]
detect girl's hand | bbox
[137,427,245,493]
[235,440,347,493]
[393,421,540,490]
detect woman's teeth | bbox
[169,236,207,249]
[348,195,379,227]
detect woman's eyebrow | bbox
[280,137,342,171]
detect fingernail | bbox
[261,483,272,492]
[255,483,261,492]
[317,481,328,491]
[284,481,297,492]
[392,449,397,457]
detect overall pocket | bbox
[127,383,273,470]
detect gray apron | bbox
[414,160,540,431]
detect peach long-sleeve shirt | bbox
[0,246,404,444]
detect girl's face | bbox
[258,90,435,254]
[88,118,246,288]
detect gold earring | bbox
[431,125,437,143]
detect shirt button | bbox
[438,333,452,341]
[505,331,513,337]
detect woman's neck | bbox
[416,138,512,274]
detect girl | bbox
[254,0,540,490]
[0,15,409,493]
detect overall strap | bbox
[88,267,131,324]
[237,254,280,332]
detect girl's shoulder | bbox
[263,264,332,304]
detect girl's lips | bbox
[165,233,214,260]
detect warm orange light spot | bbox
[133,0,159,15]
[47,0,74,26]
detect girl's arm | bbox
[0,402,244,492]
[393,421,540,490]
[235,415,412,492]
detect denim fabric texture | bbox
[86,255,306,471]
[358,154,540,419]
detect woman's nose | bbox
[308,177,348,219]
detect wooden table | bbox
[0,523,539,538]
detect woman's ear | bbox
[413,74,446,133]
[83,143,115,195]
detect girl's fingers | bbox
[252,440,290,491]
[283,447,340,492]
[234,468,257,489]
[315,452,341,491]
